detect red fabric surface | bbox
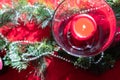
[0,57,120,80]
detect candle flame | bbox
[82,25,86,31]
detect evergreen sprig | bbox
[3,40,55,71]
[107,0,120,19]
[0,0,53,28]
[3,42,28,71]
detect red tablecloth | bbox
[0,57,120,80]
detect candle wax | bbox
[71,14,97,40]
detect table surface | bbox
[0,57,120,80]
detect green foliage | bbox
[27,40,54,56]
[107,0,120,19]
[74,57,91,69]
[3,43,28,71]
[18,0,28,6]
[0,39,6,50]
[0,0,53,28]
[3,40,55,71]
[0,0,54,71]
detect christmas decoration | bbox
[0,57,3,70]
[0,0,120,80]
[0,0,56,78]
[52,0,116,57]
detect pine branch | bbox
[0,1,53,28]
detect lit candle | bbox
[70,14,97,40]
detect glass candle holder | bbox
[52,0,116,57]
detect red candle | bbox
[71,14,97,40]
